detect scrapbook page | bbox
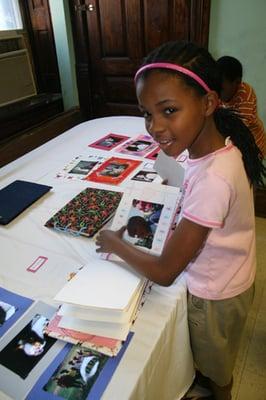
[101,182,181,261]
[55,154,107,181]
[88,132,129,150]
[115,133,158,157]
[27,333,133,400]
[85,156,141,185]
[45,187,123,237]
[0,301,65,400]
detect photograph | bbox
[0,313,56,379]
[43,345,108,400]
[116,134,158,157]
[69,160,98,176]
[88,133,129,150]
[0,287,33,338]
[131,170,158,183]
[125,140,151,153]
[99,162,129,177]
[125,200,164,249]
[0,301,16,327]
[55,155,107,181]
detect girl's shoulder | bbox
[186,144,245,189]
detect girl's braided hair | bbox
[139,41,265,186]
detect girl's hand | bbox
[95,226,126,253]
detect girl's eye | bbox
[164,107,176,115]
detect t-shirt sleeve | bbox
[182,172,232,228]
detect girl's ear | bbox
[204,91,219,116]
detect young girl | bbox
[96,41,265,400]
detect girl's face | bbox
[136,72,210,158]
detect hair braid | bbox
[214,107,265,185]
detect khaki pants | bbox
[187,284,255,386]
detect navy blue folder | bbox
[0,180,52,225]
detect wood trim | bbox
[190,0,211,47]
[0,107,83,168]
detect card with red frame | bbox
[88,133,129,151]
[86,157,141,185]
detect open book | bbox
[100,181,181,261]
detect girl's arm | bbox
[96,218,210,286]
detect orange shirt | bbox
[223,82,265,156]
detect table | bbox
[0,116,194,400]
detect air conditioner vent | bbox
[0,37,21,54]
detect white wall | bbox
[49,0,79,110]
[209,0,266,126]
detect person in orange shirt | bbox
[217,56,265,157]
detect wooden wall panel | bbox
[69,0,211,117]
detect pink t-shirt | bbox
[180,142,256,300]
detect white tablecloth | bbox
[0,116,194,399]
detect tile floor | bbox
[232,217,266,400]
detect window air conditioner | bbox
[0,35,36,106]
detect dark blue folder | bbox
[0,180,52,225]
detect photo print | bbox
[125,199,164,249]
[131,170,158,183]
[55,155,106,181]
[116,134,158,157]
[0,313,56,379]
[43,345,108,399]
[69,160,98,175]
[27,332,134,400]
[0,287,33,338]
[0,301,16,326]
[88,133,129,151]
[100,162,128,178]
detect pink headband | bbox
[134,62,211,92]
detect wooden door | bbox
[70,0,211,118]
[23,0,61,93]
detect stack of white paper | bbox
[47,259,147,352]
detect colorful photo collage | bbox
[55,133,160,186]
